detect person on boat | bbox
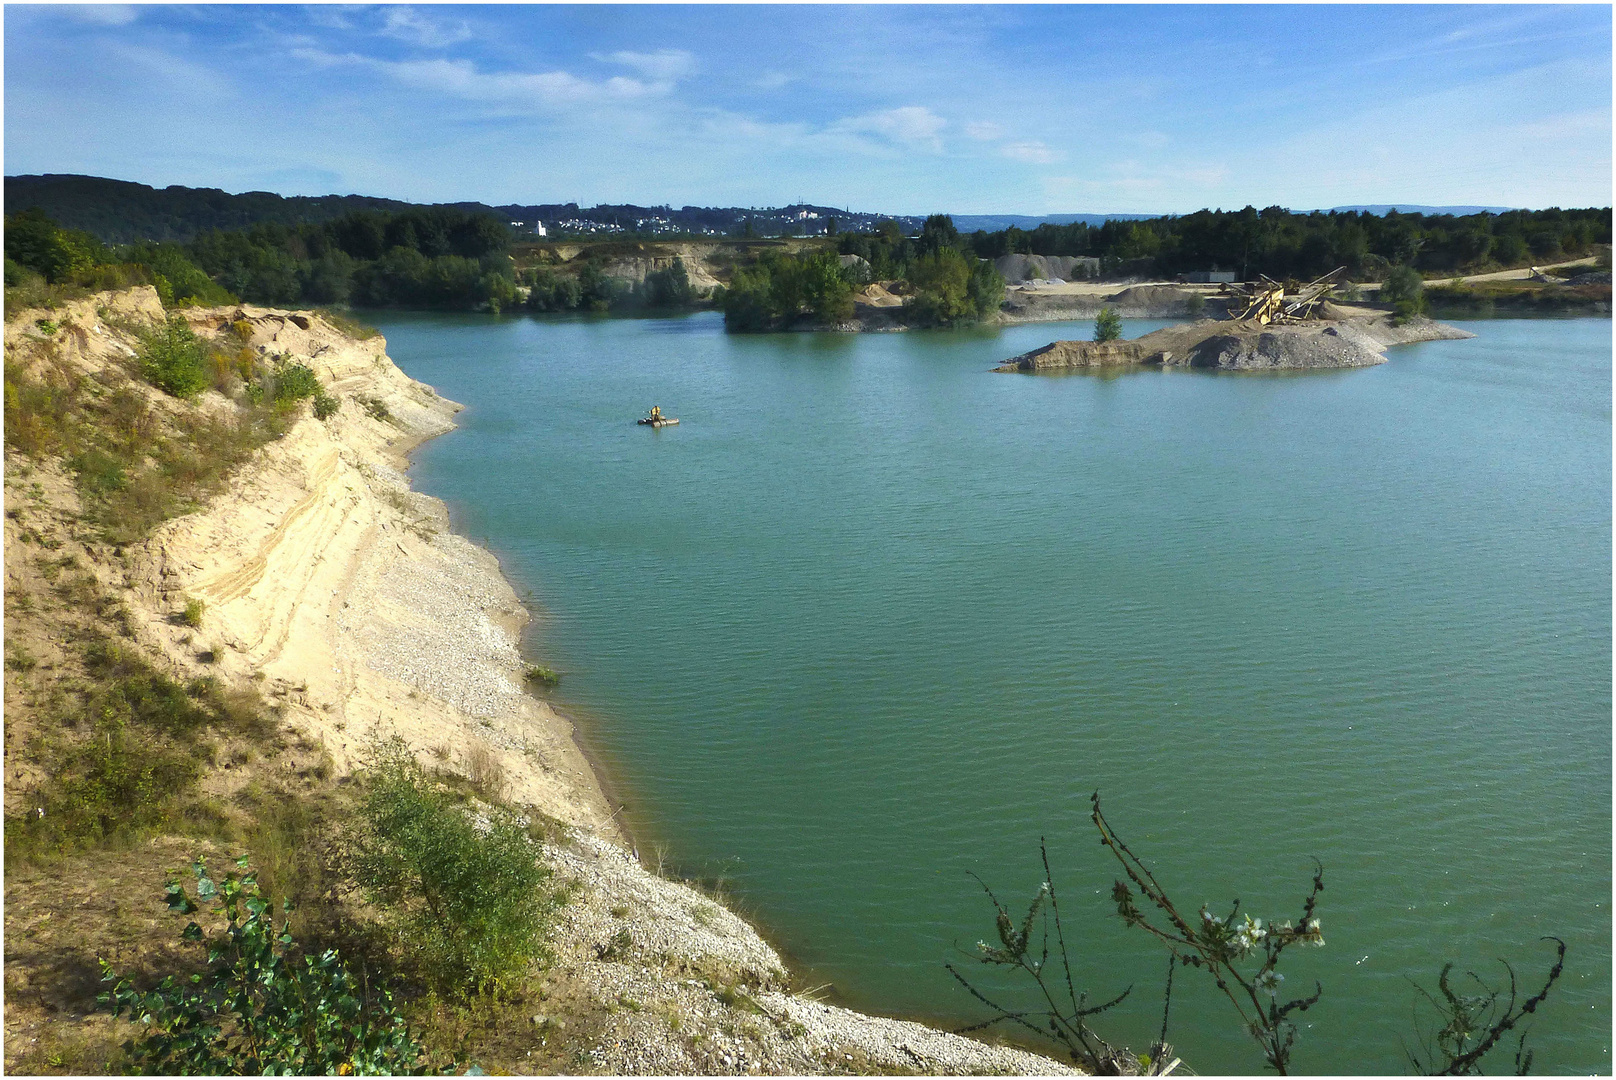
[649,405,661,421]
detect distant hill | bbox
[4,174,434,244]
[0,174,1548,248]
[1325,204,1521,216]
[951,213,1156,232]
[2,174,925,244]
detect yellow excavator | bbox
[1222,267,1345,324]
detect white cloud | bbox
[835,106,946,152]
[51,4,138,25]
[964,121,1003,141]
[1000,140,1058,164]
[594,49,696,81]
[754,71,793,90]
[291,50,669,111]
[378,7,472,48]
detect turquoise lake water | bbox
[371,310,1610,1074]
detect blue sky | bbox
[5,4,1610,214]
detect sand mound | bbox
[993,253,1098,283]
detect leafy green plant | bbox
[1093,307,1123,343]
[139,316,210,398]
[523,664,560,687]
[313,392,341,420]
[100,857,429,1075]
[181,596,206,628]
[354,739,554,996]
[272,362,322,405]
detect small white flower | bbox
[1235,915,1267,951]
[1256,969,1285,996]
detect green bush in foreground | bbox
[100,857,428,1075]
[354,739,554,996]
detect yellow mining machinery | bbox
[1222,267,1347,324]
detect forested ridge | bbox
[964,204,1611,280]
[6,172,1607,319]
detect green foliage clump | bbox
[1093,307,1123,342]
[100,857,429,1075]
[181,596,206,628]
[139,315,211,398]
[906,245,1005,327]
[4,210,228,311]
[723,251,855,331]
[5,207,108,284]
[354,739,555,996]
[522,266,585,312]
[523,665,560,687]
[1381,264,1428,321]
[643,257,696,308]
[313,391,341,420]
[272,362,322,404]
[123,240,235,307]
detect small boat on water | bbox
[638,405,679,428]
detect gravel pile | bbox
[540,834,1077,1075]
[346,525,529,721]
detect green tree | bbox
[1093,307,1123,342]
[1380,264,1426,320]
[909,248,973,326]
[644,257,696,308]
[4,208,104,283]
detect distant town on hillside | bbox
[4,174,1526,247]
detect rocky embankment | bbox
[4,288,1072,1075]
[997,306,1474,373]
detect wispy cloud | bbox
[594,49,695,81]
[378,7,472,48]
[1000,140,1058,164]
[964,121,1002,141]
[292,50,672,111]
[48,4,139,25]
[834,106,946,152]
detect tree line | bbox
[964,205,1611,281]
[723,214,1004,331]
[6,205,524,312]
